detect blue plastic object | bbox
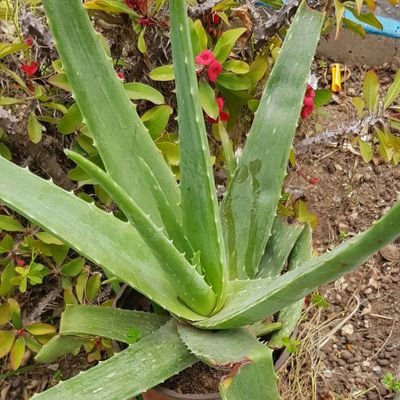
[256,1,400,38]
[344,10,400,38]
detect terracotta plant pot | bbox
[140,346,293,400]
[113,285,294,400]
[142,387,221,400]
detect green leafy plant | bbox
[0,1,400,399]
[299,69,400,164]
[382,372,400,393]
[0,298,56,370]
[352,70,400,165]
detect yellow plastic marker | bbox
[331,63,342,92]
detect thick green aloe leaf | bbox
[177,324,280,400]
[195,201,400,329]
[67,151,216,315]
[136,157,195,261]
[31,321,197,400]
[0,157,202,321]
[35,336,86,363]
[257,216,304,279]
[221,2,325,279]
[60,305,170,342]
[169,0,227,306]
[36,306,169,363]
[268,225,312,348]
[42,0,180,228]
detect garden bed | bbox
[0,1,399,399]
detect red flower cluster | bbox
[208,97,229,124]
[24,36,34,46]
[195,50,223,83]
[138,17,153,26]
[124,0,148,15]
[20,62,39,77]
[301,84,315,119]
[124,0,140,10]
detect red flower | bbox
[207,60,223,82]
[138,17,153,26]
[24,36,33,46]
[301,84,315,119]
[16,258,25,267]
[305,84,315,99]
[208,96,229,124]
[116,71,125,80]
[195,50,215,66]
[125,0,139,10]
[211,13,220,24]
[20,62,39,77]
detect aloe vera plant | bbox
[1,1,400,399]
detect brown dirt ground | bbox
[277,61,400,399]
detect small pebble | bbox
[341,350,353,360]
[377,359,390,366]
[372,366,381,373]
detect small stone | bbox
[338,222,349,232]
[341,323,354,336]
[323,369,333,378]
[380,244,399,261]
[327,162,335,174]
[377,359,390,366]
[362,361,370,368]
[376,384,388,396]
[341,350,353,360]
[372,366,381,373]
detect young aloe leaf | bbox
[42,0,180,228]
[195,200,400,329]
[257,216,304,279]
[0,156,202,321]
[384,69,400,110]
[31,321,196,400]
[136,157,195,261]
[221,2,324,280]
[35,335,86,363]
[177,324,280,400]
[66,151,216,316]
[59,305,169,343]
[268,225,312,348]
[363,70,380,113]
[170,0,227,306]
